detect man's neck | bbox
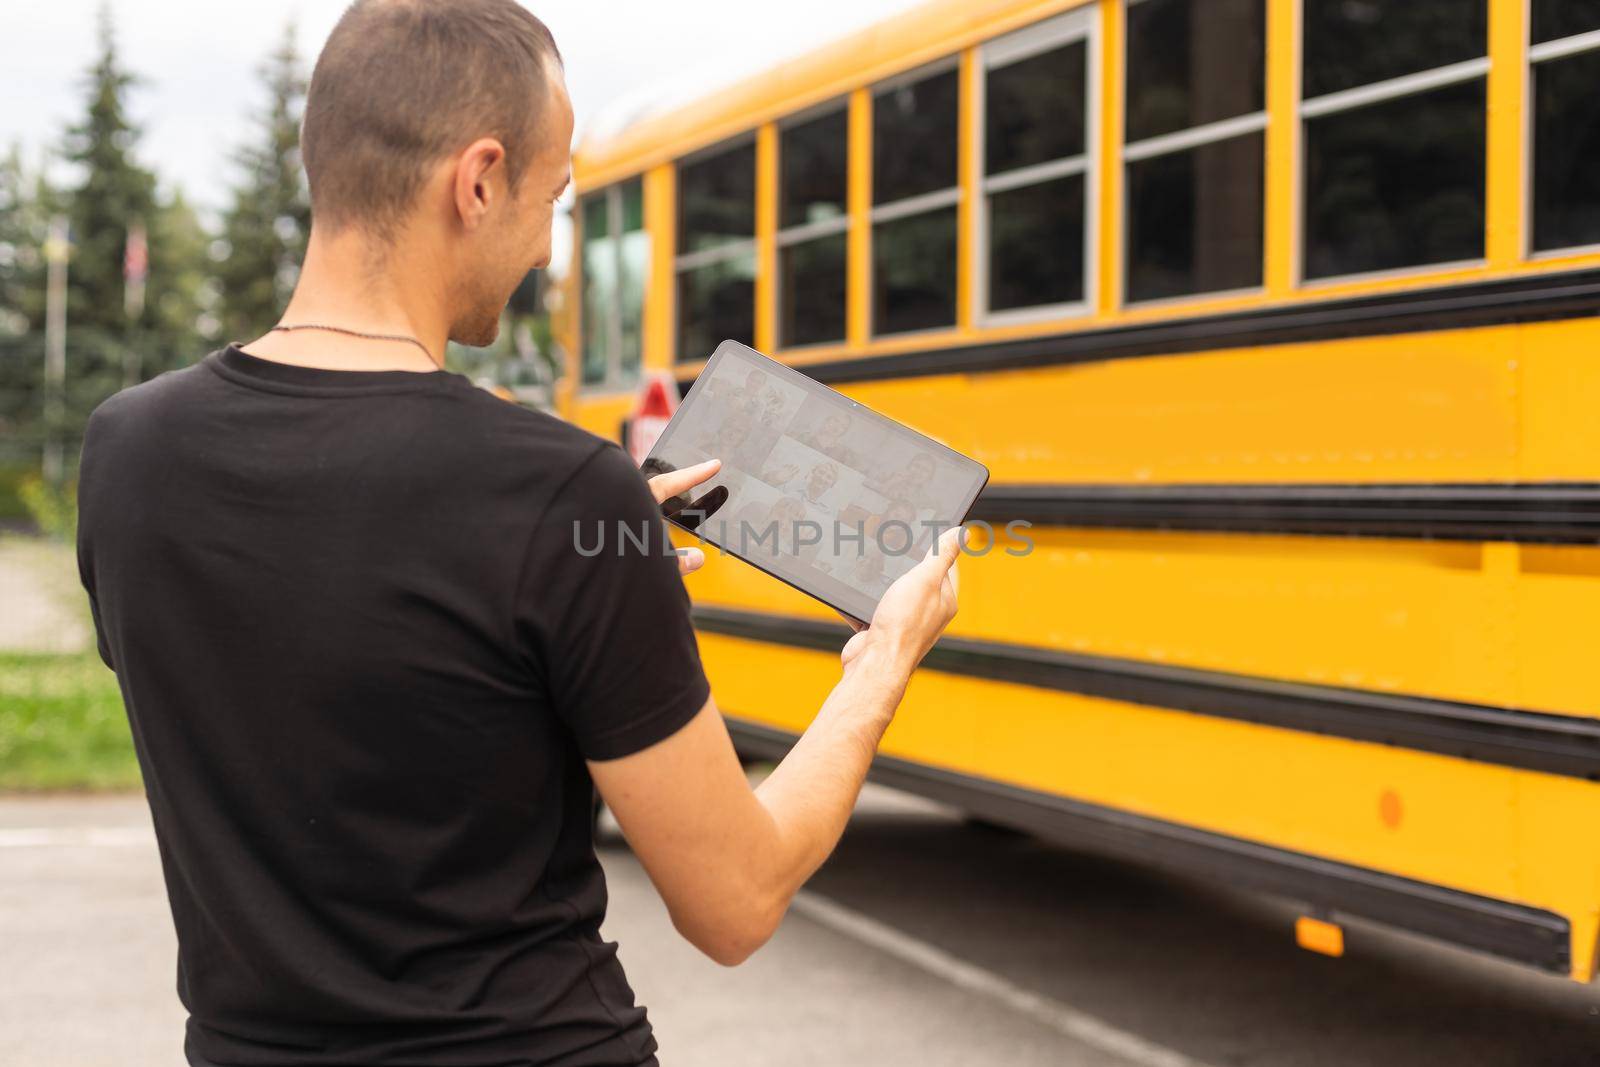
[242,225,451,372]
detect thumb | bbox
[920,524,964,581]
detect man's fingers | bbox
[919,525,964,578]
[941,527,961,603]
[676,546,706,576]
[648,458,721,504]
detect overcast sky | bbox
[4,0,923,265]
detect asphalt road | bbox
[3,787,1597,1066]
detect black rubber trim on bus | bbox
[691,605,1600,782]
[969,482,1600,544]
[671,267,1600,389]
[724,716,1572,975]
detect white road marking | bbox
[790,889,1216,1067]
[0,826,156,848]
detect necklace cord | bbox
[267,323,440,368]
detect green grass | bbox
[0,651,141,791]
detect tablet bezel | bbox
[647,340,991,626]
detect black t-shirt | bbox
[76,345,710,1067]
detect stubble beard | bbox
[453,307,501,349]
[450,274,507,348]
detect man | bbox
[797,410,859,466]
[728,366,769,415]
[74,3,961,1066]
[871,452,939,512]
[764,458,839,512]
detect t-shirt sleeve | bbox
[516,442,712,761]
[75,414,116,672]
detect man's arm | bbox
[589,519,961,966]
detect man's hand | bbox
[646,458,721,575]
[840,524,963,670]
[588,520,964,967]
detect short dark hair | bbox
[300,0,562,241]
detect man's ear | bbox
[452,138,507,230]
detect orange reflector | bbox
[1296,915,1345,958]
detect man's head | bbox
[806,462,838,499]
[717,409,754,449]
[820,412,850,442]
[906,454,935,485]
[300,0,573,346]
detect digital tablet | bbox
[643,340,990,626]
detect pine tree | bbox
[145,189,214,365]
[218,23,310,342]
[0,146,53,336]
[51,5,215,468]
[59,5,160,342]
[0,148,58,465]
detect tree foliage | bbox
[59,6,160,340]
[217,23,310,342]
[0,147,56,336]
[0,150,60,470]
[61,8,214,371]
[1,5,219,492]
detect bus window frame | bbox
[868,56,963,340]
[775,98,851,352]
[976,6,1101,328]
[1525,23,1600,261]
[1297,5,1491,288]
[577,180,646,395]
[673,132,759,364]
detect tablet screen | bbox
[645,340,989,623]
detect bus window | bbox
[676,138,756,362]
[1531,1,1600,253]
[1531,0,1600,45]
[1124,0,1264,303]
[982,9,1093,318]
[1304,0,1485,97]
[871,63,959,335]
[579,191,613,386]
[778,105,849,348]
[617,180,645,378]
[578,178,646,389]
[1301,0,1487,280]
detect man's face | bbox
[771,497,805,524]
[807,463,837,498]
[450,64,575,347]
[719,412,752,449]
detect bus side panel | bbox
[697,630,1600,979]
[683,524,1599,719]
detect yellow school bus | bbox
[561,0,1600,980]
